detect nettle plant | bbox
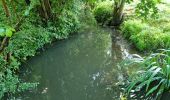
[126,49,170,99]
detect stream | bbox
[17,27,139,100]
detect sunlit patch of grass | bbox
[121,19,170,51]
[122,2,170,51]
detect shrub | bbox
[55,9,80,38]
[0,56,37,99]
[48,0,81,39]
[126,49,170,99]
[8,25,52,60]
[0,0,82,99]
[93,1,113,25]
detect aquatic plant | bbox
[126,49,170,99]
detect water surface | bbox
[19,28,138,100]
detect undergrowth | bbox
[93,1,113,25]
[0,0,84,99]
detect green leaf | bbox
[127,81,138,94]
[136,76,161,91]
[9,27,15,32]
[146,68,161,91]
[146,84,159,96]
[166,65,170,77]
[146,79,164,96]
[156,83,165,99]
[24,9,30,16]
[24,6,33,16]
[6,29,13,37]
[0,28,6,37]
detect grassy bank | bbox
[92,0,170,51]
[120,2,170,99]
[121,2,170,51]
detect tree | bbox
[112,0,159,26]
[112,0,126,26]
[86,0,159,26]
[39,0,52,21]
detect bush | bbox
[93,1,113,25]
[8,25,52,60]
[55,9,80,38]
[0,55,37,99]
[0,0,82,99]
[48,0,81,39]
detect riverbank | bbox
[121,2,170,51]
[0,0,91,99]
[92,1,170,52]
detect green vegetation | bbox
[93,1,113,25]
[0,0,83,99]
[120,1,170,99]
[92,0,159,26]
[126,49,170,99]
[121,2,170,51]
[121,19,170,51]
[1,0,170,99]
[91,0,170,99]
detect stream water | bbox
[17,27,139,100]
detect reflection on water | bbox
[18,28,138,100]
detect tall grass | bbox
[121,20,170,51]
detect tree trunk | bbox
[0,0,10,56]
[112,0,125,26]
[2,0,10,17]
[39,0,52,21]
[43,0,52,17]
[1,0,24,62]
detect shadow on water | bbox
[17,27,140,100]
